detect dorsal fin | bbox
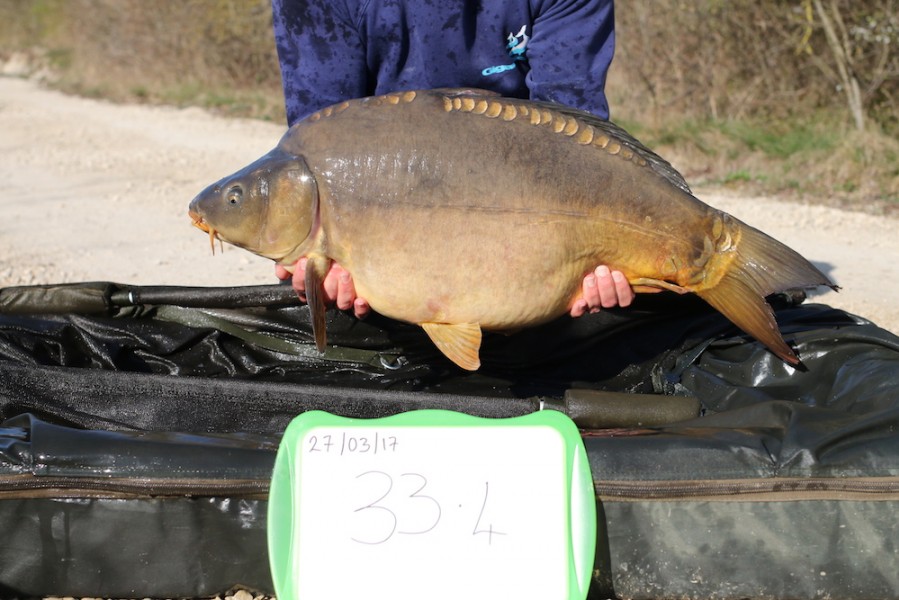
[434,89,692,195]
[531,101,692,194]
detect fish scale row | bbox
[440,93,648,167]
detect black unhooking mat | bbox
[1,282,899,599]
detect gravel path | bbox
[2,76,897,334]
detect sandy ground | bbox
[1,76,898,334]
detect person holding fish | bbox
[270,0,638,320]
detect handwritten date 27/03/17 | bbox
[352,471,507,546]
[307,431,398,456]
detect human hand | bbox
[569,265,638,318]
[276,258,371,319]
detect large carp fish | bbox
[188,88,834,370]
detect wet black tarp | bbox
[1,282,898,598]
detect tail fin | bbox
[696,222,836,365]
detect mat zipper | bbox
[0,472,270,499]
[595,476,899,502]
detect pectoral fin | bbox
[304,254,331,352]
[630,277,690,295]
[421,322,482,371]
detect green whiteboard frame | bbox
[268,409,596,600]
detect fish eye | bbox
[226,185,243,205]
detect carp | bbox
[188,88,835,371]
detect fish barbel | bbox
[188,88,835,370]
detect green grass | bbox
[720,170,755,185]
[613,112,899,209]
[624,116,841,160]
[717,120,839,159]
[617,118,721,157]
[44,46,73,70]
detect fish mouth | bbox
[189,209,220,255]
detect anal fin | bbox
[421,322,482,371]
[303,254,331,352]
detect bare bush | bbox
[3,0,894,132]
[81,0,278,85]
[0,0,283,117]
[611,0,898,134]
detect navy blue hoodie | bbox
[272,0,615,125]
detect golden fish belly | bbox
[322,198,684,329]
